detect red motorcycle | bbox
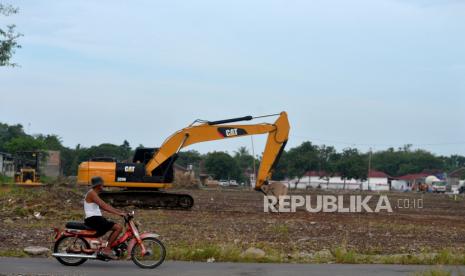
[52,211,165,269]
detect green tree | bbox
[60,146,78,176]
[36,134,63,150]
[177,150,203,169]
[402,149,443,175]
[271,150,288,181]
[0,122,26,151]
[286,141,319,188]
[372,146,444,176]
[176,150,203,178]
[316,145,339,185]
[119,140,132,161]
[442,155,465,172]
[316,145,338,173]
[204,151,240,180]
[233,146,257,184]
[81,142,132,162]
[336,148,367,189]
[371,147,402,176]
[0,3,22,67]
[4,135,45,152]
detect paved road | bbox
[0,258,464,276]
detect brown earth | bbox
[1,185,465,257]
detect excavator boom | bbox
[145,111,289,190]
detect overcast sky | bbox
[1,0,464,156]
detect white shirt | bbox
[84,191,102,218]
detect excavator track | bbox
[99,190,194,210]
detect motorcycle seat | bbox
[66,221,94,230]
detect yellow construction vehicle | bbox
[14,151,43,186]
[77,112,290,209]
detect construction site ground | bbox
[1,184,465,264]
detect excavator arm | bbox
[145,112,290,190]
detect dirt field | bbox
[1,185,465,263]
[164,188,465,255]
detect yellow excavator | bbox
[77,112,290,209]
[14,151,43,186]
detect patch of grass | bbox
[322,246,464,266]
[0,185,47,202]
[0,249,28,257]
[39,176,55,185]
[361,245,385,255]
[269,224,289,235]
[434,249,455,265]
[22,219,52,230]
[377,249,458,265]
[379,254,423,265]
[333,247,357,263]
[313,252,333,263]
[58,210,84,221]
[412,267,452,276]
[168,243,240,262]
[0,174,13,184]
[12,206,30,216]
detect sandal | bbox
[98,250,118,260]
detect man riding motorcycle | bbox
[84,176,126,259]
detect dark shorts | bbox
[84,216,115,237]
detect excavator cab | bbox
[115,147,177,184]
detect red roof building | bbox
[397,173,429,181]
[304,170,390,179]
[304,171,337,177]
[368,170,391,178]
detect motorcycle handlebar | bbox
[123,211,135,222]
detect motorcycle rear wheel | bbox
[54,236,91,266]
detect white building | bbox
[288,171,360,190]
[392,173,429,191]
[361,170,390,191]
[287,170,391,191]
[0,152,15,177]
[391,180,408,191]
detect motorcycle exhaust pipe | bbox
[52,253,97,259]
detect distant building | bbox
[0,152,15,177]
[392,173,429,191]
[361,170,391,191]
[287,170,390,191]
[199,174,219,187]
[42,150,62,177]
[446,167,465,192]
[173,163,189,174]
[289,171,359,190]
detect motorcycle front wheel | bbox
[131,237,166,269]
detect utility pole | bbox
[251,136,256,189]
[367,147,372,191]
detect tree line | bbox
[273,142,465,182]
[0,3,22,67]
[1,122,464,183]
